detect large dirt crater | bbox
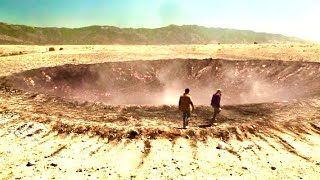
[1,59,320,105]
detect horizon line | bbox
[0,21,302,39]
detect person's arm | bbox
[211,95,215,106]
[178,97,182,111]
[190,97,195,111]
[217,96,221,108]
[190,101,195,111]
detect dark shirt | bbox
[179,93,194,112]
[211,93,221,108]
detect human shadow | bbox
[198,124,212,128]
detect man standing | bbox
[179,88,195,129]
[210,89,222,125]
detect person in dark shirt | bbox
[210,89,222,125]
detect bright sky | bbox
[0,0,319,41]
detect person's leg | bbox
[212,109,217,121]
[185,111,191,128]
[211,107,219,124]
[182,112,187,128]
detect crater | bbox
[1,59,320,105]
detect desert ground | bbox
[0,44,320,179]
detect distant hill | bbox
[0,22,306,45]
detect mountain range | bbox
[0,22,306,45]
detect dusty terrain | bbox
[0,44,320,179]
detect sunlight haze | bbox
[0,0,319,41]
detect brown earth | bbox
[0,44,320,179]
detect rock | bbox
[216,141,229,150]
[50,163,57,167]
[235,127,242,134]
[127,130,139,139]
[242,167,248,170]
[26,161,35,167]
[271,166,276,170]
[49,47,55,51]
[59,48,63,50]
[243,143,254,150]
[76,168,83,172]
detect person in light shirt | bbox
[178,88,195,129]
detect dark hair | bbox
[185,88,190,93]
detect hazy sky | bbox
[0,0,319,41]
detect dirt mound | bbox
[1,58,320,105]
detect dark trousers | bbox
[211,106,221,124]
[182,111,191,128]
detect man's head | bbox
[216,89,222,94]
[185,88,190,94]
